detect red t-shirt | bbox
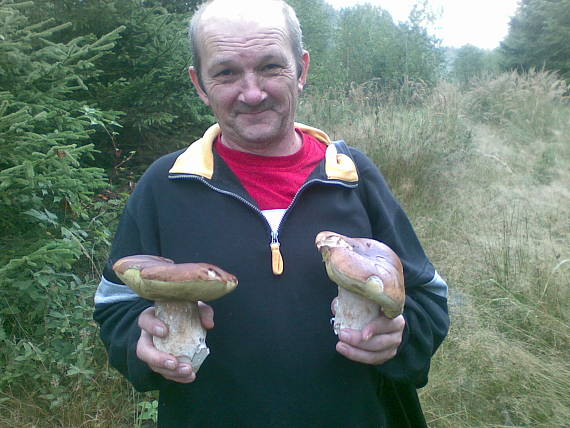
[214,130,327,210]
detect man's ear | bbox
[298,51,310,92]
[189,66,210,105]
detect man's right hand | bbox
[136,303,214,383]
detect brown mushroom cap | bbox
[315,231,405,318]
[113,255,238,302]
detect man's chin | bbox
[235,130,282,146]
[231,120,286,144]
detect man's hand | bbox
[136,302,214,383]
[333,299,405,365]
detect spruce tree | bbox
[30,0,214,173]
[0,0,123,401]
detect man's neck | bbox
[219,129,302,157]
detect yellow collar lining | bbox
[168,123,358,182]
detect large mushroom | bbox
[113,255,238,372]
[315,231,405,334]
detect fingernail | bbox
[154,326,165,337]
[179,365,191,375]
[339,331,349,342]
[363,331,372,341]
[165,360,176,370]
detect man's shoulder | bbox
[130,148,189,196]
[140,148,187,179]
[333,141,376,168]
[151,148,187,170]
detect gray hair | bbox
[189,0,304,90]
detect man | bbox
[94,0,449,426]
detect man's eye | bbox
[264,64,282,71]
[215,69,233,77]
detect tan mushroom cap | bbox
[315,231,405,318]
[113,255,238,302]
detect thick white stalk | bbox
[333,286,380,335]
[154,301,210,372]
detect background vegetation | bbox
[1,0,568,426]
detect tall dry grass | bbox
[300,70,570,428]
[464,69,569,142]
[299,81,472,215]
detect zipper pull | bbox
[270,235,284,275]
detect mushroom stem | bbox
[333,286,380,334]
[154,301,210,371]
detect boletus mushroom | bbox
[113,255,238,371]
[315,231,405,334]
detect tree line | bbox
[449,0,570,85]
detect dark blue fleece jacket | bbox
[94,124,449,428]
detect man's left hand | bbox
[336,313,405,365]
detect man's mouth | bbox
[238,108,269,115]
[236,102,273,116]
[241,110,265,115]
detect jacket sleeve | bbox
[93,187,165,392]
[94,297,161,392]
[351,148,450,387]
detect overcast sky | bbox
[325,0,520,49]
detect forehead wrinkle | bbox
[202,26,289,47]
[202,30,292,69]
[205,37,285,52]
[208,52,288,72]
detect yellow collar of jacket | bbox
[169,122,358,183]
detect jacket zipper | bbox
[169,174,356,275]
[270,231,284,275]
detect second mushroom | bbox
[315,231,405,334]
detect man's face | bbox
[190,15,309,153]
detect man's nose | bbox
[238,73,266,105]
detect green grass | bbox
[0,369,158,427]
[463,69,569,142]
